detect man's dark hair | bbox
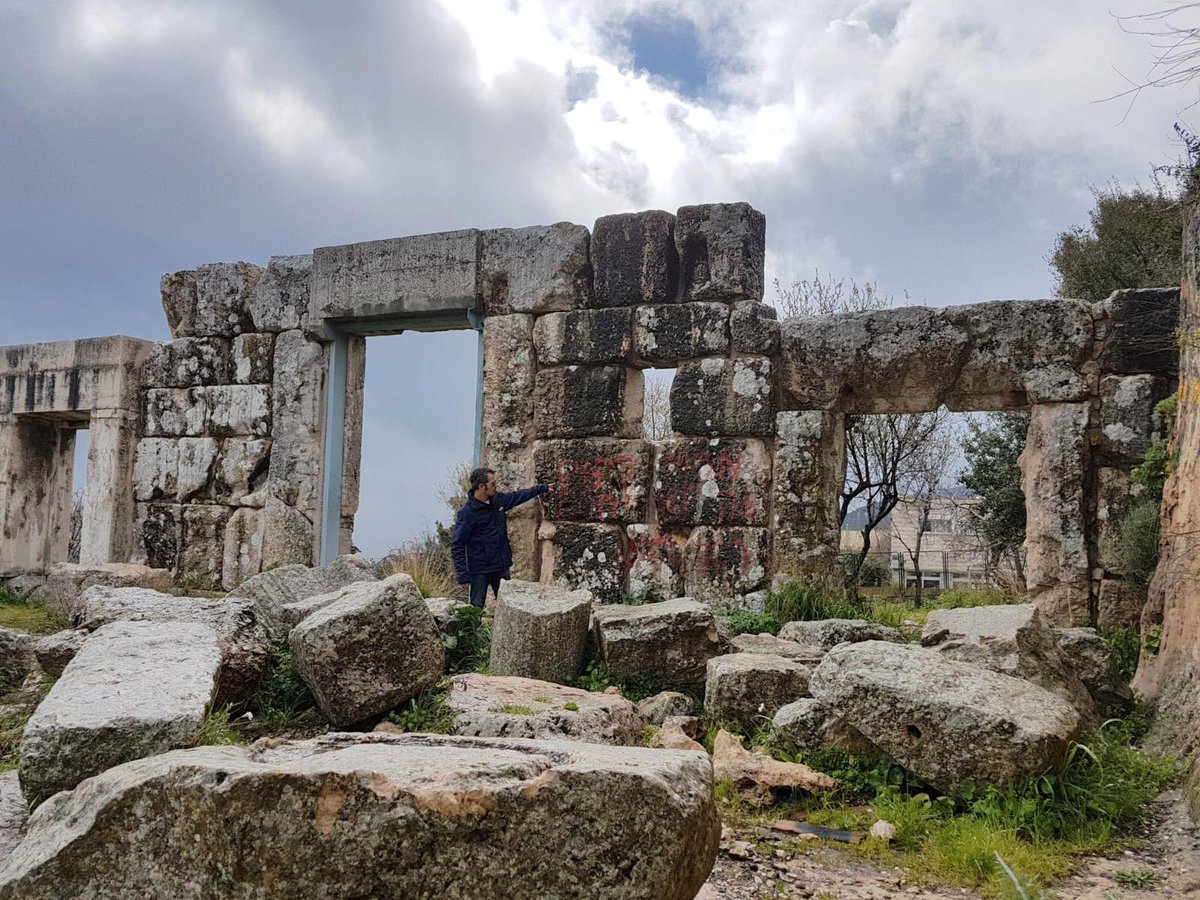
[468,467,495,493]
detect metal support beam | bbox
[469,310,484,468]
[318,330,349,566]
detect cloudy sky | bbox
[3,0,1198,557]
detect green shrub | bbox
[765,578,858,623]
[572,661,679,702]
[720,610,782,636]
[1131,442,1170,503]
[575,662,614,693]
[929,585,1017,611]
[443,605,491,674]
[1144,624,1163,656]
[198,707,246,746]
[247,637,319,726]
[1100,626,1141,684]
[1113,498,1161,587]
[388,679,456,734]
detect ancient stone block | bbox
[729,633,826,664]
[30,563,168,617]
[222,507,265,591]
[730,301,779,356]
[632,302,729,364]
[538,521,626,603]
[488,580,593,683]
[178,505,233,590]
[132,436,215,503]
[592,598,721,685]
[204,384,271,437]
[626,524,686,600]
[1098,374,1169,466]
[0,627,34,693]
[143,387,208,437]
[683,526,769,601]
[1099,287,1180,376]
[159,270,198,339]
[247,254,311,333]
[591,210,679,308]
[705,653,812,726]
[772,411,845,574]
[231,333,275,384]
[534,438,651,523]
[141,337,232,387]
[778,619,902,649]
[533,308,632,365]
[534,365,643,439]
[1097,466,1138,574]
[674,203,765,303]
[655,438,770,526]
[230,554,378,638]
[33,628,88,678]
[212,438,270,505]
[481,314,535,467]
[1097,578,1147,630]
[190,262,265,337]
[671,357,772,436]
[262,497,314,569]
[268,330,325,518]
[1054,626,1134,711]
[481,222,591,314]
[138,503,180,571]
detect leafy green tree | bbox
[960,412,1029,582]
[1049,179,1182,301]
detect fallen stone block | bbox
[636,690,695,725]
[289,575,444,727]
[74,585,269,707]
[711,730,834,805]
[446,674,643,745]
[228,554,378,638]
[705,653,811,727]
[488,580,592,683]
[777,618,902,649]
[0,732,720,899]
[0,772,27,864]
[593,599,721,686]
[30,630,88,679]
[32,562,173,617]
[729,633,826,664]
[809,641,1081,794]
[1054,626,1134,712]
[771,698,879,757]
[17,620,221,808]
[0,630,35,694]
[649,720,706,752]
[921,603,1095,720]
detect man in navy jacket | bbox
[451,466,549,608]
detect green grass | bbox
[1101,626,1142,683]
[0,678,54,773]
[563,702,579,712]
[719,610,782,636]
[492,704,536,716]
[246,637,320,727]
[388,680,456,734]
[573,662,684,703]
[0,591,68,635]
[765,579,859,623]
[1114,869,1164,888]
[197,707,247,746]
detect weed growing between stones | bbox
[378,541,458,599]
[765,580,858,623]
[493,704,536,716]
[198,707,247,746]
[245,637,320,729]
[572,662,687,703]
[0,678,53,773]
[387,680,455,734]
[719,611,782,636]
[562,702,579,712]
[1101,625,1142,683]
[0,587,66,635]
[443,606,491,674]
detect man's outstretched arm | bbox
[494,484,549,512]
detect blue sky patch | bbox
[626,12,708,97]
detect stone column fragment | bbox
[772,411,845,576]
[489,580,593,683]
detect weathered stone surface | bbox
[489,580,593,683]
[705,653,811,726]
[193,262,265,337]
[682,526,770,601]
[655,438,771,526]
[671,357,772,436]
[141,337,232,387]
[777,619,902,649]
[423,596,470,631]
[0,771,26,863]
[1097,578,1146,630]
[711,730,834,805]
[0,629,34,693]
[212,437,270,504]
[591,210,678,308]
[534,365,643,439]
[0,732,719,900]
[481,222,591,315]
[132,436,218,502]
[159,270,197,339]
[177,504,232,590]
[143,387,207,436]
[730,301,780,355]
[538,521,626,603]
[809,641,1081,794]
[625,524,686,600]
[289,575,444,726]
[675,203,765,303]
[921,604,1095,719]
[231,333,274,384]
[262,497,316,569]
[729,633,826,664]
[137,503,180,570]
[1054,626,1133,712]
[245,254,312,333]
[204,384,271,437]
[267,329,325,518]
[1098,374,1168,466]
[533,308,632,365]
[446,674,643,745]
[1098,287,1180,376]
[649,720,705,751]
[18,620,221,808]
[74,585,269,706]
[32,562,173,617]
[772,698,878,756]
[31,629,88,678]
[229,555,380,637]
[1021,403,1092,626]
[772,411,846,573]
[636,691,695,724]
[593,599,720,685]
[632,303,729,364]
[535,438,650,524]
[221,507,265,591]
[1097,466,1137,574]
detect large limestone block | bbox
[267,329,325,516]
[591,210,679,307]
[1054,626,1133,712]
[655,438,770,526]
[137,503,181,570]
[674,203,765,303]
[246,254,312,333]
[533,307,632,365]
[772,698,878,756]
[0,629,35,693]
[212,437,270,504]
[704,653,811,727]
[31,629,88,678]
[132,436,218,503]
[143,387,207,436]
[446,674,643,745]
[1098,374,1169,466]
[204,384,271,437]
[593,598,721,685]
[177,504,233,590]
[0,732,719,900]
[229,554,379,637]
[141,337,232,387]
[730,301,779,355]
[777,618,902,649]
[161,263,264,339]
[921,604,1095,719]
[772,410,845,572]
[535,438,651,524]
[222,507,265,591]
[671,356,773,437]
[489,580,593,683]
[289,575,444,726]
[33,562,173,617]
[481,222,591,315]
[1098,287,1180,376]
[538,521,626,603]
[632,302,729,364]
[534,365,643,439]
[262,497,316,569]
[682,526,770,601]
[809,641,1081,794]
[231,332,274,384]
[729,633,826,664]
[0,772,25,864]
[625,524,686,600]
[74,585,270,706]
[17,620,221,808]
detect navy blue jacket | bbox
[450,485,548,581]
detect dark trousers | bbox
[468,573,503,608]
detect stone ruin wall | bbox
[0,202,1179,628]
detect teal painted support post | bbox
[319,330,349,566]
[469,310,484,467]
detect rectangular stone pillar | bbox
[0,416,76,575]
[79,409,140,565]
[771,410,845,576]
